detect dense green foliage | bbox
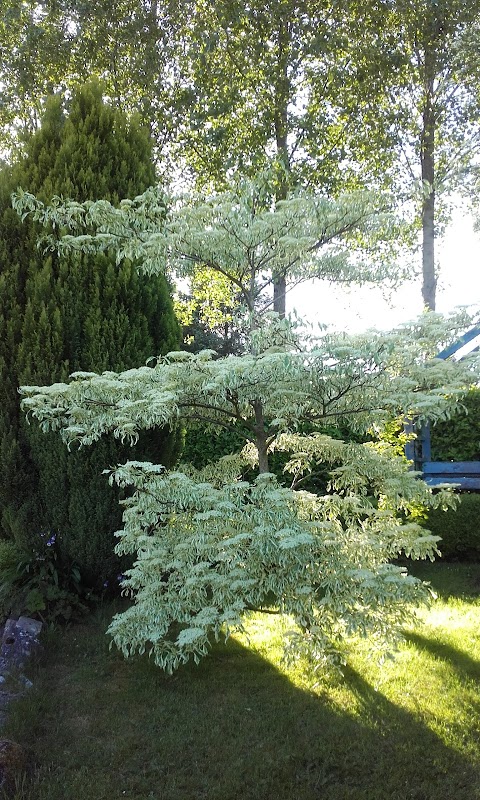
[182,423,247,471]
[430,387,480,461]
[423,493,480,561]
[182,419,367,496]
[0,82,180,593]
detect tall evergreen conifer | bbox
[0,82,180,587]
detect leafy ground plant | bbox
[2,562,479,800]
[0,537,88,624]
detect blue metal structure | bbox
[405,326,480,490]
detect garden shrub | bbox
[424,493,480,561]
[15,175,478,671]
[181,423,247,470]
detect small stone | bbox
[17,617,42,639]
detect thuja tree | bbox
[13,177,479,671]
[0,83,180,588]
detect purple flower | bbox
[46,534,56,547]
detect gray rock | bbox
[0,616,42,674]
[16,617,42,639]
[0,617,42,728]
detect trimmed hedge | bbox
[424,493,480,562]
[0,84,180,593]
[430,388,480,461]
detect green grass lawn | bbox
[3,562,480,800]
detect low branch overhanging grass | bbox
[3,562,480,800]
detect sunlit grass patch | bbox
[230,562,480,773]
[3,562,480,800]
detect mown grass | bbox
[2,561,480,800]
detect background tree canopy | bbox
[3,1,480,313]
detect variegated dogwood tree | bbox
[13,179,479,672]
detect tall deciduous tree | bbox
[173,0,398,315]
[345,0,480,310]
[180,0,480,312]
[0,0,74,155]
[0,82,180,587]
[410,0,480,310]
[0,2,409,318]
[14,177,479,671]
[0,0,183,173]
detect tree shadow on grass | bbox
[7,622,480,800]
[336,663,479,800]
[405,631,480,681]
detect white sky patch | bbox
[290,205,480,332]
[451,333,480,361]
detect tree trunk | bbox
[253,399,269,473]
[273,274,287,317]
[421,122,436,310]
[420,42,436,311]
[272,17,291,320]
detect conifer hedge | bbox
[0,82,180,589]
[430,388,480,462]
